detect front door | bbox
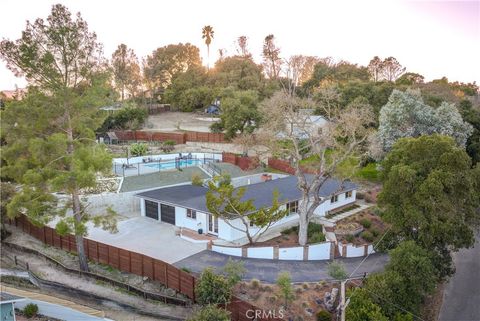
[207,214,218,234]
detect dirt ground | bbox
[143,112,219,133]
[335,209,388,246]
[235,280,343,321]
[2,227,193,320]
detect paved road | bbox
[439,231,480,321]
[174,250,389,283]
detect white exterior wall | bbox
[346,244,365,258]
[247,247,274,259]
[278,247,304,260]
[313,190,357,217]
[308,242,331,260]
[174,207,209,232]
[211,245,243,256]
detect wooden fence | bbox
[267,158,317,175]
[223,152,259,171]
[113,130,226,144]
[11,216,283,320]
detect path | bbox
[1,285,110,321]
[439,231,480,321]
[174,250,389,283]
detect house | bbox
[135,174,357,242]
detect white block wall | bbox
[308,242,331,260]
[212,245,242,256]
[278,247,304,260]
[346,244,366,258]
[247,247,274,259]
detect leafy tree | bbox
[262,34,282,79]
[276,271,295,308]
[0,182,16,240]
[395,72,424,85]
[381,56,406,82]
[144,43,201,94]
[99,103,147,132]
[0,4,117,272]
[206,175,288,244]
[211,90,261,139]
[367,56,383,82]
[327,260,348,280]
[346,288,388,321]
[458,99,480,163]
[379,135,480,278]
[202,25,214,69]
[111,44,142,100]
[188,305,230,321]
[377,89,473,151]
[196,268,232,305]
[212,56,264,91]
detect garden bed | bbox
[335,209,388,246]
[252,223,326,247]
[235,280,339,321]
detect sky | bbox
[0,0,479,90]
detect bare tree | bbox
[286,55,321,88]
[257,90,374,245]
[367,56,383,82]
[381,56,406,82]
[236,36,250,57]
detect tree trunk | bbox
[298,198,310,246]
[72,188,89,272]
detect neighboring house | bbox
[135,174,357,242]
[0,293,24,321]
[280,109,328,139]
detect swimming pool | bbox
[143,158,203,170]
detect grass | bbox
[355,163,381,182]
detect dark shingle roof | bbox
[0,293,24,303]
[136,175,357,213]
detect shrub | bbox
[188,305,230,321]
[223,258,246,287]
[196,268,232,305]
[308,232,326,243]
[181,267,191,273]
[316,310,331,321]
[361,231,374,242]
[268,295,277,303]
[130,143,148,156]
[360,219,372,229]
[370,228,380,237]
[356,192,365,200]
[302,282,309,289]
[161,140,176,153]
[191,173,204,186]
[23,303,39,318]
[250,278,260,289]
[99,104,148,132]
[307,223,323,236]
[327,261,348,280]
[276,271,295,308]
[345,234,355,243]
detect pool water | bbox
[143,158,203,170]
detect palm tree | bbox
[202,25,214,70]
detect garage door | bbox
[160,204,176,225]
[145,200,159,220]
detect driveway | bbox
[174,250,389,283]
[439,231,480,321]
[86,217,206,264]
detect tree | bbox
[111,44,142,100]
[286,55,320,88]
[236,35,250,57]
[262,34,282,79]
[0,4,117,272]
[210,90,261,139]
[212,56,264,91]
[144,43,201,94]
[276,271,295,308]
[378,135,480,278]
[202,25,214,69]
[378,89,473,151]
[223,258,246,287]
[381,56,406,82]
[196,268,232,305]
[206,175,289,244]
[395,72,424,85]
[0,182,16,240]
[99,103,147,132]
[188,305,230,321]
[258,90,374,245]
[346,288,388,321]
[367,56,383,82]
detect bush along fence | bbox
[9,216,283,321]
[112,130,226,144]
[209,241,335,261]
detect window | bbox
[286,201,298,214]
[186,208,196,219]
[345,191,353,198]
[330,195,338,203]
[249,220,255,227]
